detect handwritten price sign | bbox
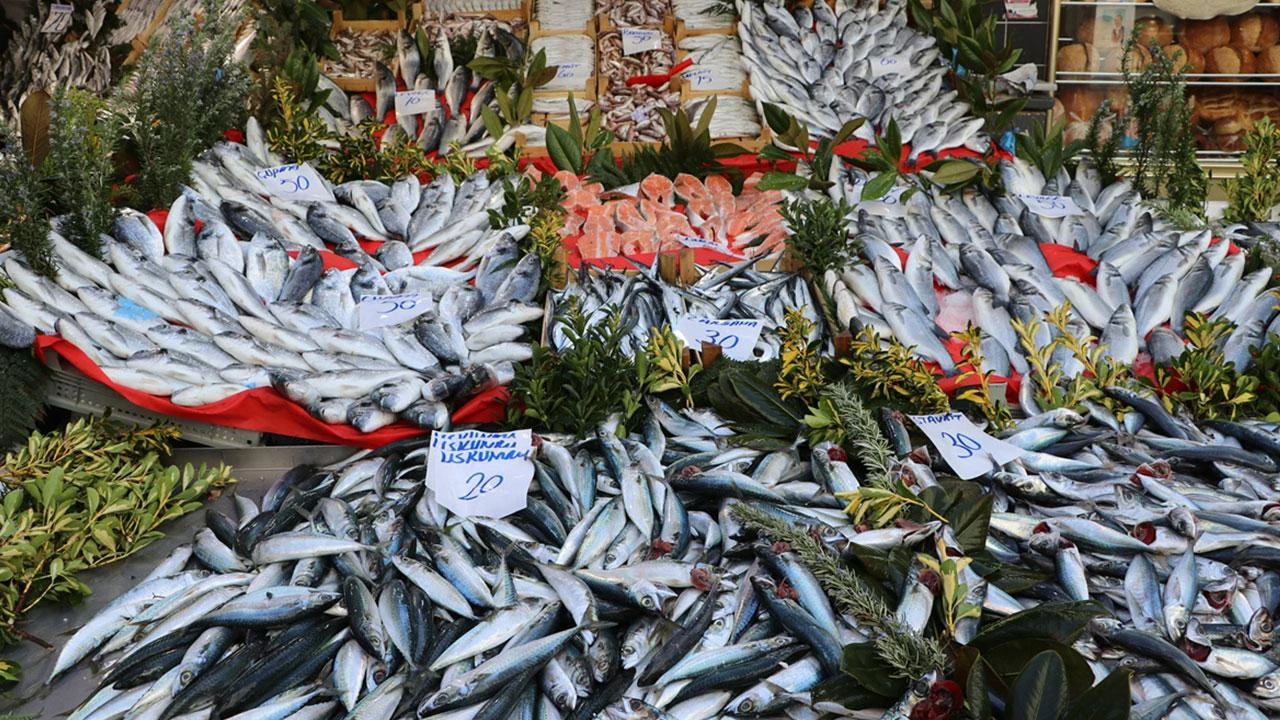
[426,429,534,518]
[555,62,590,82]
[675,316,763,361]
[41,4,73,34]
[908,412,1024,479]
[621,28,663,56]
[1017,194,1083,218]
[870,55,908,78]
[356,293,432,330]
[395,90,434,117]
[255,163,335,203]
[682,68,716,90]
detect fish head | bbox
[1164,604,1191,641]
[633,579,676,612]
[1248,608,1276,650]
[1254,670,1280,699]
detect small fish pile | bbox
[533,0,594,30]
[423,0,523,13]
[49,411,866,719]
[985,403,1280,719]
[737,0,986,154]
[673,0,736,30]
[820,157,1279,392]
[324,29,398,81]
[595,30,683,143]
[559,171,789,260]
[0,1,113,124]
[598,0,671,27]
[678,34,750,93]
[549,257,827,359]
[108,0,169,45]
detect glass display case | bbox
[1049,0,1280,170]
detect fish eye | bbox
[179,670,194,686]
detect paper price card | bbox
[427,429,535,518]
[870,55,908,78]
[42,4,73,34]
[1017,194,1083,218]
[357,293,432,330]
[621,28,663,56]
[555,62,590,82]
[395,90,434,117]
[675,233,740,257]
[908,412,1024,479]
[675,316,763,361]
[255,163,335,203]
[630,107,650,124]
[682,68,716,90]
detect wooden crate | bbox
[413,0,529,25]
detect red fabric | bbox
[35,335,507,448]
[1040,243,1097,285]
[223,128,245,143]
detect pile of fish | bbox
[0,1,114,124]
[324,29,398,82]
[736,0,986,154]
[678,34,750,93]
[548,254,828,359]
[597,0,670,27]
[820,156,1279,398]
[533,0,595,30]
[595,30,681,143]
[673,0,736,30]
[558,171,788,259]
[49,410,868,719]
[425,0,523,14]
[529,34,596,95]
[688,96,762,140]
[987,403,1280,719]
[0,127,545,431]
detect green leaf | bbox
[762,102,792,135]
[973,602,1103,649]
[964,650,993,720]
[1010,651,1069,720]
[758,144,795,163]
[480,106,504,142]
[931,159,983,187]
[832,117,865,146]
[813,672,897,709]
[545,123,582,174]
[695,96,718,137]
[567,93,582,144]
[20,89,51,167]
[840,643,909,698]
[862,172,897,201]
[756,171,810,191]
[983,638,1095,700]
[1069,669,1132,719]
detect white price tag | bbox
[675,233,740,257]
[908,412,1024,479]
[621,28,663,55]
[1017,194,1083,218]
[255,163,335,203]
[42,3,73,34]
[674,316,763,361]
[682,68,715,90]
[871,55,909,78]
[630,107,649,124]
[357,293,432,329]
[427,429,535,518]
[555,62,590,82]
[395,90,434,117]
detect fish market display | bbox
[109,0,169,44]
[324,29,398,82]
[559,171,789,259]
[737,0,986,152]
[50,411,863,719]
[423,0,523,13]
[598,0,671,27]
[596,30,682,143]
[822,156,1279,386]
[533,0,594,30]
[0,1,114,123]
[549,258,828,359]
[0,131,544,432]
[678,34,750,93]
[673,0,736,30]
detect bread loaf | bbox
[1205,45,1256,76]
[1230,13,1280,52]
[1165,43,1207,73]
[1180,17,1232,53]
[1056,43,1095,72]
[1258,44,1280,72]
[1134,16,1175,48]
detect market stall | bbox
[1,0,1279,717]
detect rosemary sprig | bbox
[732,504,952,679]
[825,381,894,484]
